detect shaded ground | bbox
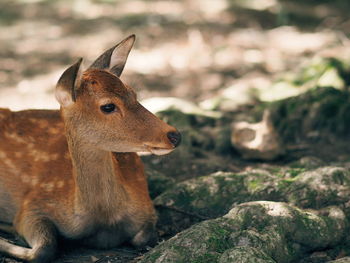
[1,0,350,109]
[1,0,350,262]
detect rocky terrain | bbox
[137,84,350,263]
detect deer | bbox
[0,35,181,262]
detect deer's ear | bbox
[55,58,83,107]
[89,34,135,77]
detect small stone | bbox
[231,110,284,160]
[91,256,99,262]
[328,257,350,263]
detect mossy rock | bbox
[154,167,350,235]
[226,202,346,251]
[329,257,350,263]
[218,247,276,263]
[141,201,347,263]
[266,87,350,142]
[290,156,325,169]
[147,169,176,199]
[152,171,253,232]
[141,217,239,263]
[153,171,273,235]
[154,169,286,218]
[285,167,350,209]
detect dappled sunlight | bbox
[0,70,61,110]
[0,0,349,111]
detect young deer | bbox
[0,35,181,262]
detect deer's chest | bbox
[57,207,136,245]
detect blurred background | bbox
[0,0,349,111]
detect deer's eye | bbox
[100,103,116,114]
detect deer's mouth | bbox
[144,145,174,156]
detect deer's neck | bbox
[65,128,126,216]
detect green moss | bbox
[285,168,306,177]
[147,170,176,199]
[292,57,349,88]
[146,251,162,262]
[276,177,298,191]
[247,180,261,192]
[146,201,347,263]
[155,172,248,219]
[206,227,231,253]
[219,247,277,263]
[192,253,219,263]
[254,87,350,142]
[245,173,270,192]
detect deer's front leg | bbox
[81,226,126,249]
[130,221,158,247]
[0,212,58,263]
[81,221,157,249]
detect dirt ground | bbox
[1,0,350,110]
[0,0,350,262]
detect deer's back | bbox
[0,108,74,221]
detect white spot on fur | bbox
[41,182,54,192]
[30,149,53,162]
[4,132,26,144]
[49,127,60,134]
[57,181,65,188]
[31,177,39,187]
[22,175,31,184]
[50,153,59,161]
[38,120,49,129]
[3,158,15,170]
[14,152,23,158]
[27,143,35,150]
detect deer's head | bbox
[55,35,181,155]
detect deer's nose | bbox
[167,131,181,147]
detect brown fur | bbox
[0,36,179,262]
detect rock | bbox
[231,110,284,160]
[146,170,176,199]
[268,87,350,142]
[299,251,332,263]
[291,156,325,169]
[329,257,350,263]
[140,217,238,263]
[285,167,350,209]
[218,247,275,263]
[154,166,350,236]
[154,171,245,235]
[226,202,346,251]
[141,201,347,263]
[154,171,249,218]
[154,170,278,235]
